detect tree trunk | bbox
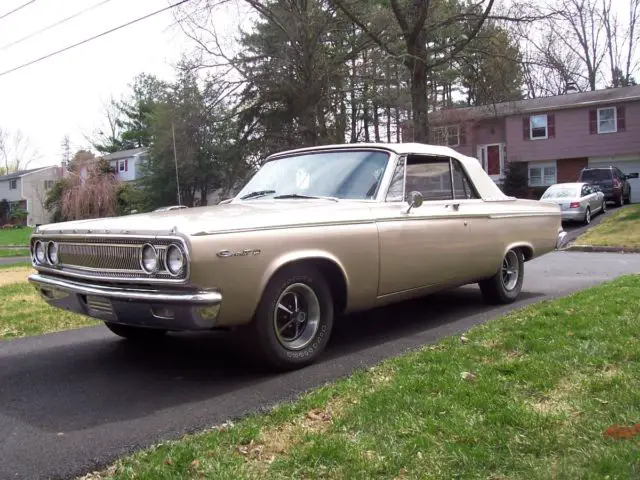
[408,57,429,142]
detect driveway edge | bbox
[564,244,640,253]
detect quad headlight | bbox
[46,241,59,265]
[140,244,159,273]
[165,244,186,276]
[33,240,46,264]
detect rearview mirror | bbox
[404,191,423,214]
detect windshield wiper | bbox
[239,189,276,200]
[273,193,339,202]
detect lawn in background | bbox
[0,276,94,340]
[0,226,32,246]
[84,274,640,480]
[577,205,640,248]
[0,248,30,257]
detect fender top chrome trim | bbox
[28,273,221,305]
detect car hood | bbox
[35,200,376,237]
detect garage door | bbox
[588,158,640,203]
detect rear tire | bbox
[104,322,167,340]
[245,264,334,371]
[601,200,607,213]
[478,248,524,304]
[584,206,591,225]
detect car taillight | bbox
[569,202,580,208]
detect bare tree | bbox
[330,0,496,142]
[0,127,40,174]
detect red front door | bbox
[487,145,500,175]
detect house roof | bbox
[429,84,640,124]
[101,147,147,161]
[0,166,51,182]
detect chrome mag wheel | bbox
[273,282,321,350]
[501,250,520,291]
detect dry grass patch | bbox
[0,266,34,286]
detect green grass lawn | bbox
[0,281,94,340]
[82,274,640,480]
[0,226,32,246]
[0,261,30,270]
[577,205,640,248]
[0,248,30,257]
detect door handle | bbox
[445,203,460,211]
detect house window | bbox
[119,160,126,172]
[597,107,616,133]
[9,179,17,190]
[44,180,54,189]
[528,161,557,186]
[432,126,460,147]
[530,115,548,139]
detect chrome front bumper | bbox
[28,273,222,330]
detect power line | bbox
[0,0,115,52]
[0,0,36,20]
[0,0,191,79]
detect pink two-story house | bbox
[405,85,640,202]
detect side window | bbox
[581,185,590,196]
[405,157,452,201]
[451,159,479,199]
[386,157,405,202]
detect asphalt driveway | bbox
[1,251,639,480]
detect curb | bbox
[563,244,640,253]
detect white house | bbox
[100,147,148,182]
[0,166,63,226]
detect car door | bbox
[374,154,484,296]
[581,184,595,210]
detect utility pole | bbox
[171,121,181,205]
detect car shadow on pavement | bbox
[0,285,545,433]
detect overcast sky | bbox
[0,0,204,169]
[0,0,636,170]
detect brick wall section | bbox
[557,157,588,182]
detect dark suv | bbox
[578,166,637,206]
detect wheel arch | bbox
[503,242,534,262]
[257,250,350,317]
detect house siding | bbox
[20,166,62,226]
[506,101,640,163]
[0,178,23,202]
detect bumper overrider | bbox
[28,273,223,330]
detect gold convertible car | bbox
[28,143,566,370]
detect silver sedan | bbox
[540,182,606,225]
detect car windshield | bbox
[236,150,390,200]
[580,169,611,181]
[541,186,579,198]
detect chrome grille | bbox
[59,243,140,271]
[31,235,188,283]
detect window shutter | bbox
[547,114,556,138]
[459,125,466,145]
[589,109,598,134]
[523,116,530,140]
[125,159,128,172]
[616,106,626,131]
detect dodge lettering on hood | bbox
[28,143,566,370]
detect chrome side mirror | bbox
[404,191,423,214]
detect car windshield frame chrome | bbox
[235,147,400,203]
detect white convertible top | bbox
[266,142,512,202]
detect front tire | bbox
[478,248,524,304]
[616,193,624,207]
[247,264,334,371]
[104,322,167,340]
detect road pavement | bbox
[1,251,639,480]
